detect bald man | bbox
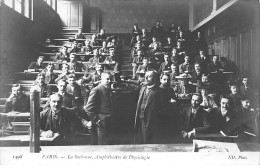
[84,72,114,145]
[134,71,166,144]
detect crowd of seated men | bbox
[0,24,258,145]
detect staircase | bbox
[119,48,133,78]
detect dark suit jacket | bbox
[84,84,113,128]
[180,106,211,134]
[68,62,86,72]
[66,84,83,106]
[4,93,30,113]
[134,85,165,143]
[158,61,172,74]
[40,107,74,140]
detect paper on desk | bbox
[0,111,30,117]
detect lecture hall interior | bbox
[0,0,260,153]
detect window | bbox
[4,0,14,8]
[14,0,22,14]
[3,0,33,20]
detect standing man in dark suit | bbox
[179,93,211,139]
[84,72,114,145]
[134,71,165,144]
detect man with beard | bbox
[209,96,236,135]
[134,71,165,144]
[179,93,211,139]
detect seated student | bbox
[199,74,215,95]
[44,79,77,110]
[40,93,72,144]
[89,48,105,64]
[90,34,99,47]
[40,93,89,144]
[81,40,93,60]
[136,57,153,83]
[76,77,91,106]
[150,21,164,40]
[28,56,45,72]
[99,41,109,56]
[149,36,162,49]
[149,43,163,70]
[169,64,179,87]
[170,48,180,65]
[199,85,218,112]
[189,63,203,92]
[179,93,211,140]
[235,99,259,140]
[140,28,150,47]
[229,83,242,110]
[159,73,178,103]
[131,50,144,80]
[41,63,57,85]
[54,46,69,62]
[239,77,252,100]
[96,28,107,46]
[167,23,177,40]
[220,57,233,72]
[130,43,143,63]
[131,23,142,40]
[175,41,186,59]
[158,53,172,74]
[69,41,81,53]
[194,50,209,74]
[106,37,118,49]
[74,27,85,39]
[134,35,145,48]
[55,64,71,83]
[163,37,175,52]
[67,53,87,72]
[88,64,104,87]
[176,31,186,48]
[179,55,192,74]
[207,55,222,72]
[209,95,235,133]
[66,74,83,106]
[4,84,30,113]
[30,73,52,98]
[104,48,116,63]
[104,49,120,72]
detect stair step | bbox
[0,105,4,112]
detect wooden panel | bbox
[240,31,250,76]
[230,35,237,63]
[57,1,82,28]
[70,2,82,28]
[90,7,99,33]
[57,2,69,27]
[223,38,229,59]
